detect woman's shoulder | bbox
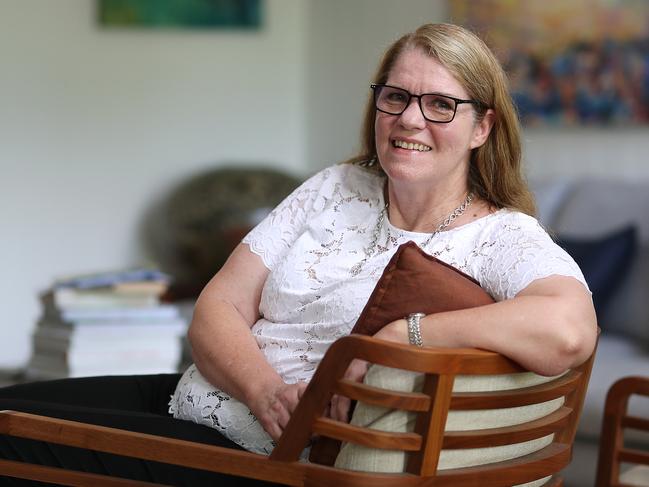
[488,207,539,223]
[469,209,587,299]
[481,208,548,235]
[302,162,384,196]
[467,207,557,252]
[315,162,383,183]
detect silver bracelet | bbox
[407,312,425,347]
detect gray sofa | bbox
[531,178,649,483]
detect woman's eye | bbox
[427,96,453,111]
[385,92,407,103]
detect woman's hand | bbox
[329,324,408,423]
[329,358,370,423]
[249,381,308,441]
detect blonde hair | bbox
[347,23,536,216]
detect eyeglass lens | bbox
[374,85,457,122]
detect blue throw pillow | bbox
[556,226,637,318]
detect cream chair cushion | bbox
[335,365,564,487]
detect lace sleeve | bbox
[242,167,331,270]
[479,213,589,301]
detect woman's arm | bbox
[331,275,596,422]
[188,243,306,440]
[377,275,598,376]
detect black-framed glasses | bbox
[370,83,482,123]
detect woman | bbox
[0,23,596,485]
[171,22,596,458]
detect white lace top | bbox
[169,163,587,455]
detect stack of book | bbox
[26,269,188,380]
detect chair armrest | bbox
[0,410,303,485]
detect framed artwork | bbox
[98,0,262,30]
[450,0,649,126]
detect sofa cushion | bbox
[553,179,649,342]
[553,179,649,242]
[529,179,575,229]
[555,226,637,319]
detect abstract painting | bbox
[450,0,649,126]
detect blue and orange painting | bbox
[451,0,649,126]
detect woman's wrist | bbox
[374,318,409,343]
[239,368,285,406]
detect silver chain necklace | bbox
[350,193,474,276]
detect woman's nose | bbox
[398,98,427,129]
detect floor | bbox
[563,439,600,487]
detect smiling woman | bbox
[171,22,595,462]
[0,22,597,486]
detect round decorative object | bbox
[144,166,301,298]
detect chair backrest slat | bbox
[311,417,422,451]
[450,370,582,410]
[622,416,649,431]
[442,406,571,449]
[333,379,430,411]
[430,443,571,487]
[338,336,527,375]
[617,448,649,466]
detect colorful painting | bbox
[450,0,649,126]
[98,0,262,29]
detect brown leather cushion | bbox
[351,241,494,336]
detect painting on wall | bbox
[450,0,649,126]
[98,0,262,30]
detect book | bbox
[31,338,181,363]
[46,288,161,310]
[28,324,185,379]
[27,267,189,380]
[111,280,169,295]
[39,294,181,322]
[58,305,181,322]
[32,317,187,345]
[53,268,170,290]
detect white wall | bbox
[0,0,308,367]
[523,128,649,181]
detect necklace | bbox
[349,193,474,276]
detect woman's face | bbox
[375,48,493,191]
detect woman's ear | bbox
[470,109,495,149]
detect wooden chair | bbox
[595,376,649,487]
[0,334,595,487]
